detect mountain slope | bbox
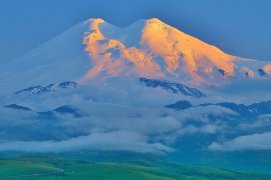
[139,78,205,98]
[15,81,80,95]
[1,157,271,180]
[0,22,91,93]
[165,100,271,117]
[82,18,270,84]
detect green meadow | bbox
[0,157,271,180]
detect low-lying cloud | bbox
[1,87,271,154]
[0,130,173,154]
[209,132,271,151]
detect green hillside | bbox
[0,157,270,180]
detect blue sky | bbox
[0,0,271,62]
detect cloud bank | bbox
[0,130,173,154]
[209,132,271,151]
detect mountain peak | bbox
[146,18,164,24]
[82,17,258,84]
[86,18,105,23]
[79,17,271,84]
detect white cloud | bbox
[0,130,173,154]
[209,132,271,151]
[239,115,271,130]
[0,101,239,154]
[176,105,237,123]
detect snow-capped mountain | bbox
[165,100,271,116]
[81,18,270,84]
[139,78,205,98]
[15,81,80,95]
[0,18,270,95]
[1,17,271,170]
